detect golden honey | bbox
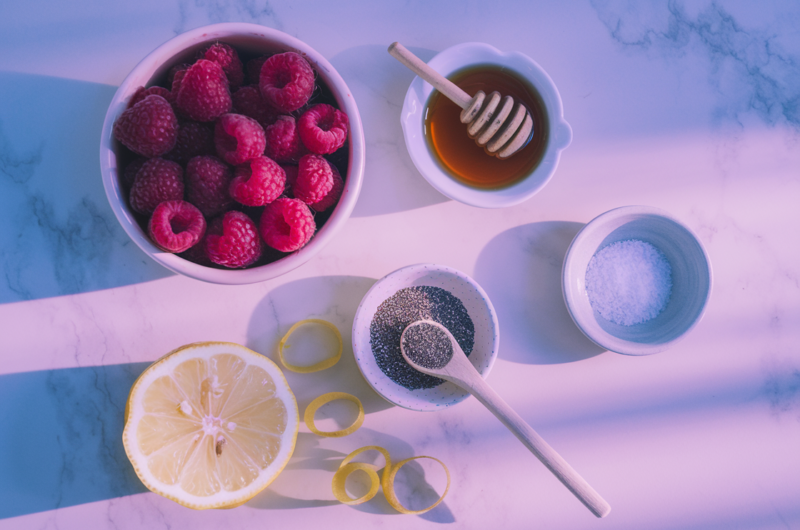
[424,64,549,189]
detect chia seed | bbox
[370,286,474,390]
[402,323,454,370]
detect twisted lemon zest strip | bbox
[332,446,450,514]
[278,319,342,373]
[332,446,391,505]
[383,455,451,514]
[304,392,365,437]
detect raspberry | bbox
[229,156,286,207]
[122,157,147,189]
[185,155,234,217]
[281,164,298,197]
[259,52,315,113]
[263,115,307,163]
[214,113,266,166]
[168,63,191,89]
[205,211,262,268]
[128,86,174,109]
[298,104,348,154]
[259,198,316,253]
[294,154,333,204]
[200,43,244,89]
[310,161,344,212]
[164,121,215,165]
[175,59,232,122]
[180,238,212,266]
[129,158,184,214]
[246,56,268,85]
[113,94,178,157]
[148,200,206,253]
[232,85,277,128]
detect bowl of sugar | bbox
[562,206,712,355]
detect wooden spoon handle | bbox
[459,374,612,518]
[388,42,473,109]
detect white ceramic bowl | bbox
[562,206,712,355]
[400,42,572,208]
[352,263,499,411]
[100,23,365,284]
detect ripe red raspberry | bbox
[294,154,333,204]
[232,85,277,128]
[164,121,215,165]
[214,113,266,166]
[259,52,315,113]
[246,56,268,85]
[185,155,234,217]
[205,211,262,268]
[122,157,147,189]
[148,200,206,253]
[113,94,178,157]
[128,86,175,109]
[281,164,298,197]
[263,115,307,163]
[200,43,244,89]
[229,156,286,207]
[298,104,349,154]
[259,198,316,252]
[310,161,344,212]
[129,158,184,214]
[175,59,232,122]
[180,238,212,266]
[168,63,191,89]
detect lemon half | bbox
[123,342,299,509]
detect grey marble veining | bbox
[592,0,800,127]
[0,74,171,303]
[0,364,150,519]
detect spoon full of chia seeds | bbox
[400,320,611,518]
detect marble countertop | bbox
[1,1,799,528]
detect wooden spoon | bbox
[388,42,533,159]
[400,320,611,518]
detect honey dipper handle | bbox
[388,42,473,109]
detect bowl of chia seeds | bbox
[562,205,712,355]
[352,263,499,411]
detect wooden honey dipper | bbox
[389,42,534,159]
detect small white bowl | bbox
[352,264,499,411]
[562,206,712,355]
[99,23,365,284]
[400,42,572,208]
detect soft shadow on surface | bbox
[0,363,150,519]
[245,275,393,415]
[0,73,172,305]
[474,221,605,364]
[328,45,449,217]
[250,428,454,522]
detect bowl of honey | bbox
[399,42,572,208]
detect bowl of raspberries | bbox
[100,23,365,283]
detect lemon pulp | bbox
[123,342,299,509]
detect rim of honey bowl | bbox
[400,42,572,208]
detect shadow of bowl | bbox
[474,221,606,364]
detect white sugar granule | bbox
[585,239,672,326]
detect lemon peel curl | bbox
[278,319,342,373]
[332,446,450,514]
[304,392,365,437]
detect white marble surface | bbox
[2,1,800,528]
